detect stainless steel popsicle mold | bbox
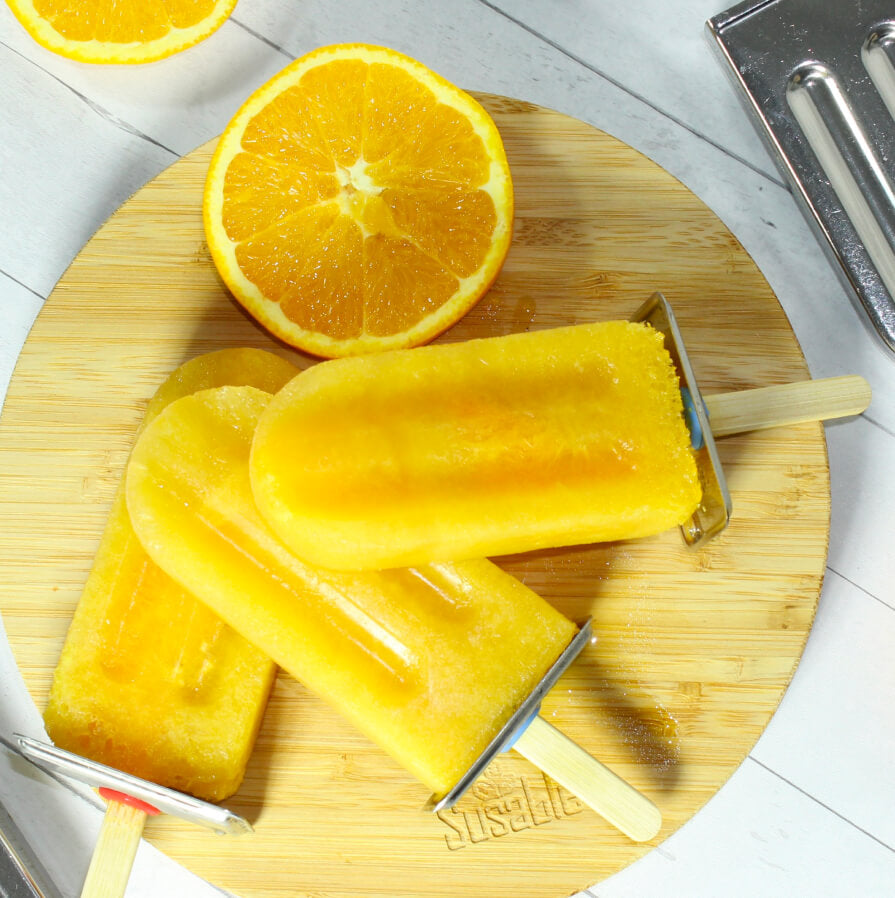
[708,0,895,354]
[2,733,252,836]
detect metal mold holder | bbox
[708,0,895,354]
[429,619,594,812]
[0,795,63,898]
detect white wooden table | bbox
[1,2,893,895]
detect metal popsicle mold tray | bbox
[708,0,895,354]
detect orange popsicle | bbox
[125,385,578,796]
[45,348,297,800]
[249,319,702,570]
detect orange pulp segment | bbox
[7,0,236,64]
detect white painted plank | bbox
[826,416,895,601]
[592,756,895,897]
[0,43,175,296]
[482,0,781,180]
[0,272,42,413]
[751,570,895,845]
[0,5,291,157]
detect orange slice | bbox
[203,43,514,357]
[7,0,236,64]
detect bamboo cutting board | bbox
[0,95,829,897]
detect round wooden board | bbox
[0,95,828,897]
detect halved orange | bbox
[7,0,236,64]
[203,43,514,357]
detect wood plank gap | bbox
[0,42,179,159]
[228,16,295,60]
[861,410,895,439]
[826,567,895,613]
[747,756,895,854]
[0,267,46,302]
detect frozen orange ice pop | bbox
[125,384,662,841]
[45,348,297,801]
[125,384,576,795]
[249,319,702,570]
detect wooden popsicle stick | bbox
[512,715,662,842]
[80,799,147,898]
[703,374,871,438]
